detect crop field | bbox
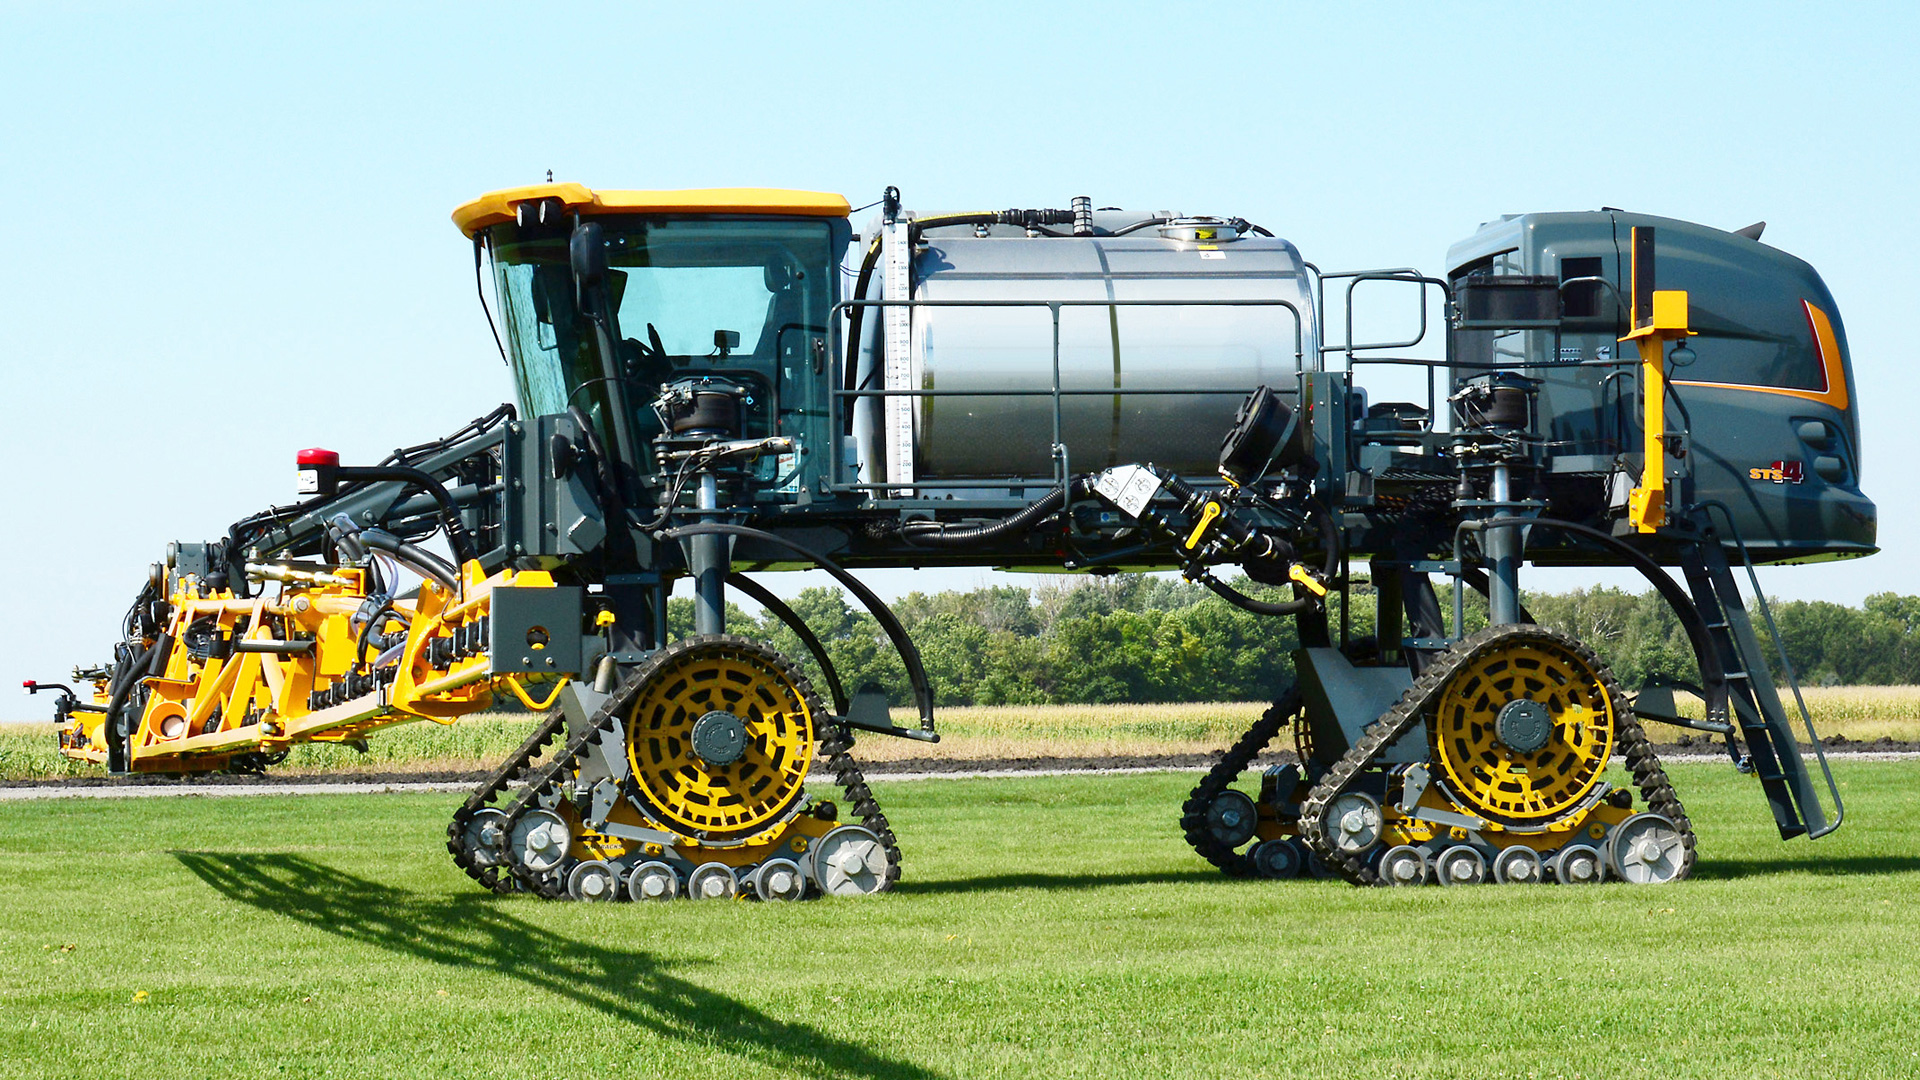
[3,762,1918,1079]
[5,684,1918,782]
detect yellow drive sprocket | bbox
[625,635,818,843]
[1428,626,1617,828]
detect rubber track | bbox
[444,710,570,894]
[1179,692,1300,877]
[1296,624,1697,887]
[452,635,900,899]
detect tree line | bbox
[665,578,1920,707]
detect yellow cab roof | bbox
[452,183,851,237]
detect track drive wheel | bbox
[1428,626,1618,829]
[625,635,820,845]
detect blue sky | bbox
[3,2,1916,703]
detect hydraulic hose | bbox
[358,529,460,591]
[844,208,1081,435]
[1195,505,1341,619]
[1463,515,1726,698]
[1199,573,1313,617]
[104,638,162,772]
[842,234,884,435]
[726,571,849,716]
[567,405,628,519]
[908,208,1077,244]
[899,476,1096,548]
[1108,216,1175,237]
[330,465,477,564]
[659,522,937,730]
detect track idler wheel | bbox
[1323,792,1384,858]
[811,824,893,896]
[462,808,511,868]
[1204,789,1259,849]
[512,810,571,874]
[1606,812,1688,884]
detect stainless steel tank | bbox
[852,212,1318,484]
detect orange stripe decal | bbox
[1673,300,1849,410]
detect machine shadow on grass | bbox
[893,868,1217,896]
[172,852,941,1080]
[1689,853,1920,880]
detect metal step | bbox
[1679,508,1843,840]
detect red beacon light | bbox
[296,448,341,496]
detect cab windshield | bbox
[488,216,835,457]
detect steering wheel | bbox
[622,322,671,377]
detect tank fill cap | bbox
[1158,218,1241,244]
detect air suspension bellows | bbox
[662,384,744,437]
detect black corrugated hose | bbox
[898,476,1097,548]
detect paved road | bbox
[4,754,1916,800]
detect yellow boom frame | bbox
[58,559,570,771]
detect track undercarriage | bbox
[1185,624,1695,887]
[445,636,901,902]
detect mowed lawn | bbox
[2,763,1918,1079]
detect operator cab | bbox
[455,185,851,489]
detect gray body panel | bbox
[1445,211,1874,562]
[1296,648,1423,765]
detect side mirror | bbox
[570,221,607,308]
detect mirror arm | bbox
[570,219,641,498]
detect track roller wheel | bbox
[1492,846,1544,884]
[1552,844,1603,885]
[628,860,680,901]
[687,861,739,900]
[751,858,808,901]
[1297,839,1336,879]
[1249,838,1301,879]
[1379,844,1430,887]
[567,859,620,901]
[1435,845,1488,886]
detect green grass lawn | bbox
[2,763,1917,1079]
